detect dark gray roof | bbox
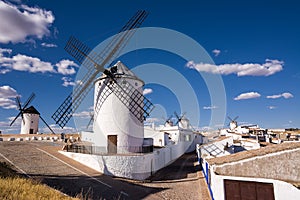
[23,106,40,115]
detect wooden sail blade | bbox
[52,10,149,128]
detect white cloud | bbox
[73,107,93,122]
[0,85,18,98]
[143,88,153,95]
[266,92,294,99]
[0,98,17,109]
[0,116,22,133]
[282,92,293,99]
[55,59,78,75]
[212,49,221,57]
[145,117,160,123]
[268,106,277,110]
[0,1,55,44]
[0,85,18,109]
[61,77,75,87]
[73,111,92,118]
[0,48,77,75]
[0,48,12,54]
[40,124,77,134]
[4,54,54,73]
[203,105,218,110]
[234,92,261,100]
[41,42,57,48]
[186,59,283,76]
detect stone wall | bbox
[214,148,300,183]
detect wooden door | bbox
[107,135,117,154]
[224,180,241,200]
[224,180,275,200]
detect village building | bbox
[200,142,300,200]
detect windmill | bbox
[174,111,190,129]
[163,115,173,127]
[52,10,154,153]
[10,93,55,134]
[227,116,239,130]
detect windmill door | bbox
[107,135,117,154]
[224,179,275,200]
[29,129,34,134]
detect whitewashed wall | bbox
[144,127,166,147]
[60,140,191,180]
[93,76,144,152]
[21,113,39,134]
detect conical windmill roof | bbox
[23,106,40,115]
[100,61,144,83]
[114,61,137,77]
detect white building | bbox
[76,61,205,180]
[200,142,300,200]
[20,106,39,134]
[83,61,145,153]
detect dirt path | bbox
[0,141,211,200]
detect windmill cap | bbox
[98,61,144,84]
[23,106,40,115]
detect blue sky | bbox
[0,0,299,133]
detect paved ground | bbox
[0,141,211,200]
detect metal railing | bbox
[65,144,153,155]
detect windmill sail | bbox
[10,93,35,126]
[52,10,153,128]
[10,93,55,134]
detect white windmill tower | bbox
[227,116,239,130]
[52,10,154,153]
[174,112,191,129]
[10,93,54,134]
[93,61,146,153]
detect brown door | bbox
[256,182,275,200]
[240,181,256,200]
[224,180,241,200]
[224,180,275,200]
[29,129,34,134]
[107,135,117,154]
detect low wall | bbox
[60,141,189,180]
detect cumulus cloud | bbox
[203,105,218,110]
[266,92,294,99]
[212,49,221,57]
[73,111,92,118]
[186,59,283,76]
[0,48,77,75]
[41,124,77,134]
[55,60,78,75]
[234,92,261,100]
[41,42,57,48]
[61,77,76,87]
[0,1,55,44]
[0,116,22,133]
[0,85,18,109]
[143,88,153,95]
